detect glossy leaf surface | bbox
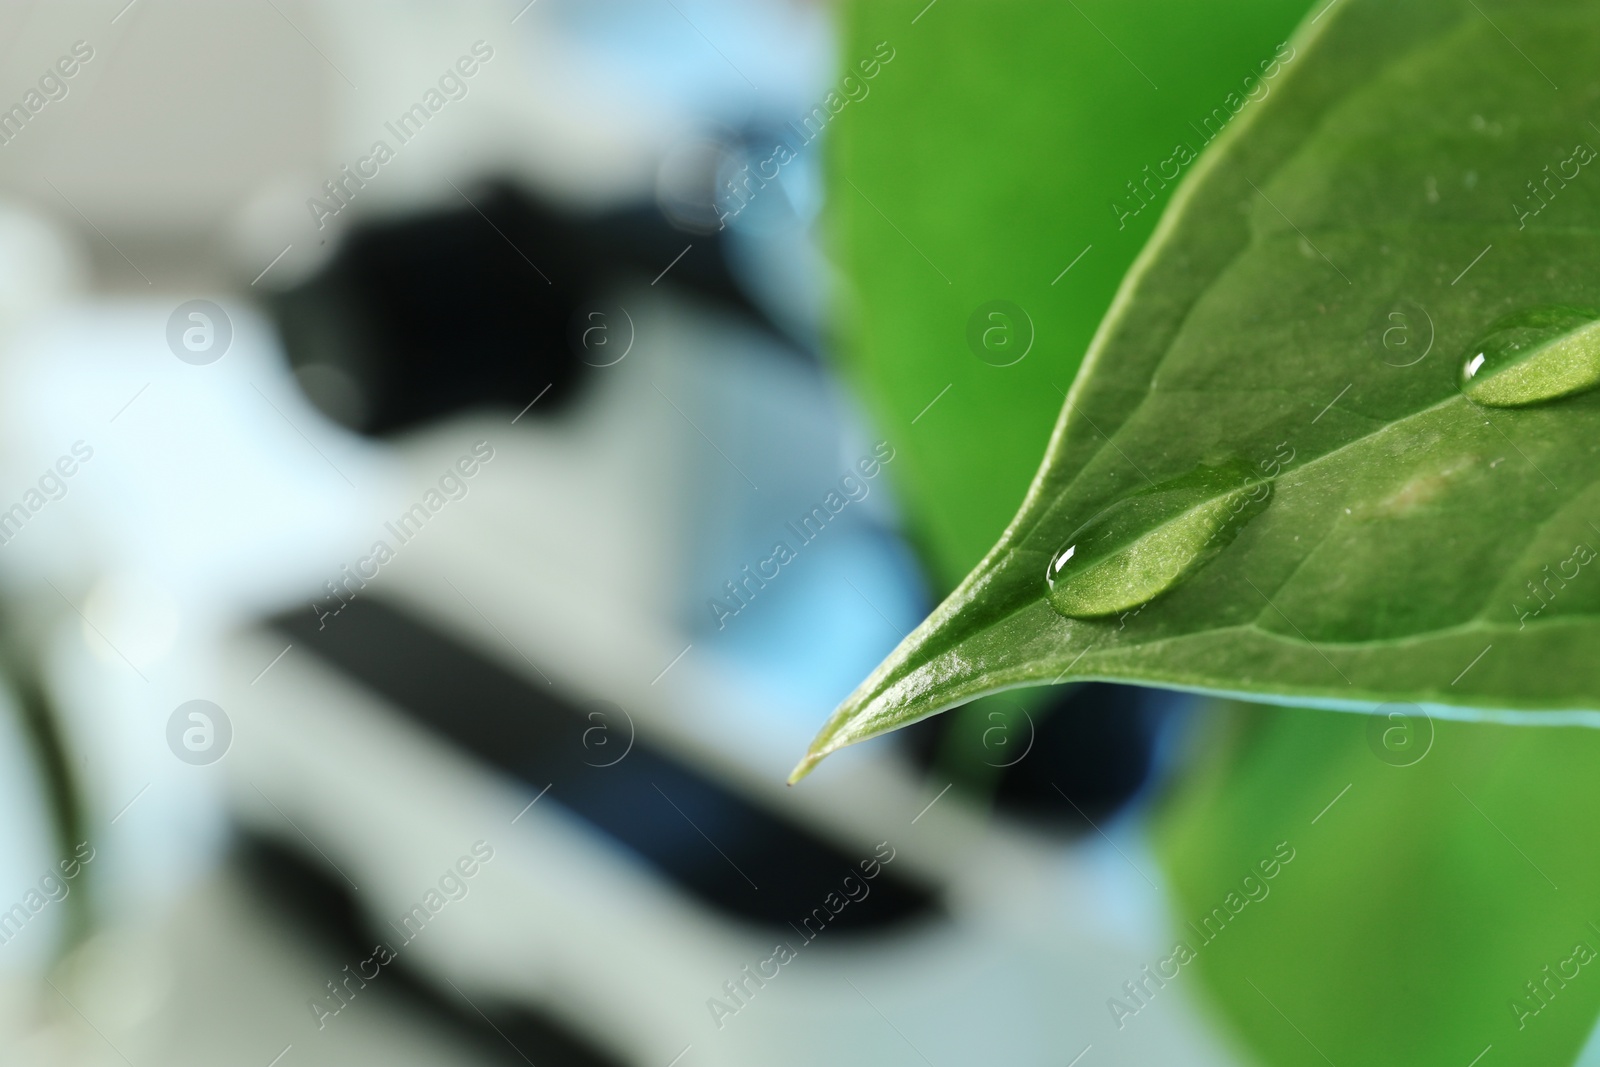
[799,0,1600,779]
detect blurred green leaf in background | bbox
[1159,704,1600,1066]
[827,0,1313,591]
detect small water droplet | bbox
[1044,459,1272,619]
[1458,305,1600,406]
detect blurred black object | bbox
[268,180,786,435]
[273,598,937,935]
[239,835,629,1067]
[901,682,1186,831]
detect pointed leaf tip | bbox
[793,0,1600,783]
[786,754,818,785]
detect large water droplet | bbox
[1045,460,1272,619]
[1459,305,1600,407]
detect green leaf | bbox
[1155,702,1600,1066]
[796,0,1600,781]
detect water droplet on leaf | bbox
[1044,459,1273,619]
[1459,305,1600,406]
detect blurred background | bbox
[3,1,1600,1065]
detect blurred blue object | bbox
[534,0,831,129]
